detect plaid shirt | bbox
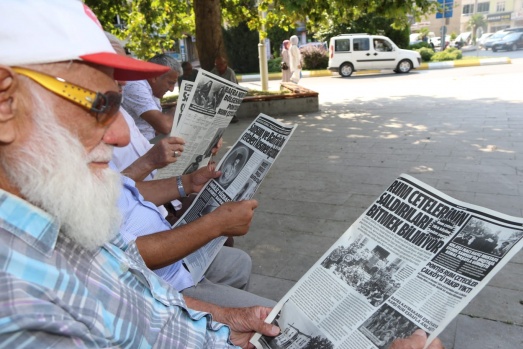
[0,189,237,348]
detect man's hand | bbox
[209,200,258,237]
[144,136,185,169]
[389,329,444,349]
[188,166,222,193]
[222,306,280,349]
[211,137,223,156]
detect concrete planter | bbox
[162,82,319,118]
[236,82,319,118]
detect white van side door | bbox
[351,37,374,70]
[370,37,397,69]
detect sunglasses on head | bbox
[12,66,122,125]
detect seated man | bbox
[0,1,279,346]
[116,165,276,308]
[178,61,199,88]
[122,53,179,141]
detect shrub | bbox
[301,46,328,70]
[416,47,435,62]
[409,41,431,50]
[431,47,462,62]
[267,57,282,73]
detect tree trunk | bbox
[193,0,226,71]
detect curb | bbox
[236,57,511,82]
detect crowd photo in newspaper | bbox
[251,174,523,349]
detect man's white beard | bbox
[2,90,122,250]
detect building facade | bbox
[411,0,523,37]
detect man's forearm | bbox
[135,175,190,205]
[121,156,156,181]
[135,215,221,269]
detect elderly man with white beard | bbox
[0,1,281,347]
[0,2,445,349]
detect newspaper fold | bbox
[251,174,523,349]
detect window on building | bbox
[463,4,474,15]
[496,1,505,12]
[477,2,490,12]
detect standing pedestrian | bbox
[281,40,291,82]
[289,35,302,84]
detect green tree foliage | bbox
[85,0,192,59]
[467,14,487,44]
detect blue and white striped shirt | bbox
[0,189,237,348]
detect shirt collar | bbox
[0,189,60,256]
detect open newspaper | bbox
[175,114,297,284]
[251,174,523,349]
[169,69,248,176]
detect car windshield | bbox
[502,33,520,41]
[491,32,508,39]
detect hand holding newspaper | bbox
[251,174,523,349]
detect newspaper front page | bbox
[175,114,297,284]
[251,174,523,349]
[169,69,248,176]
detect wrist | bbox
[177,175,187,198]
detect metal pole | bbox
[258,9,269,91]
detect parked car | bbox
[483,31,510,50]
[450,32,472,49]
[503,27,523,33]
[491,32,523,52]
[432,35,451,49]
[328,33,421,77]
[477,32,494,49]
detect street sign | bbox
[436,0,453,19]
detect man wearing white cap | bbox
[0,1,444,348]
[0,0,279,347]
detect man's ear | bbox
[0,66,17,144]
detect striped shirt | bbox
[0,189,237,348]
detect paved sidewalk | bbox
[220,63,523,348]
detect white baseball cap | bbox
[0,0,169,80]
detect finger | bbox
[166,136,185,145]
[427,337,444,349]
[389,329,427,349]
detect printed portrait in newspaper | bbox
[217,144,251,189]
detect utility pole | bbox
[258,9,269,91]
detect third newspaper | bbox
[251,174,523,349]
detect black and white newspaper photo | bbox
[168,69,248,176]
[251,174,523,349]
[175,114,297,284]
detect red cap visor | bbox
[81,52,170,81]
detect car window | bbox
[503,33,520,40]
[335,39,351,52]
[353,38,370,51]
[373,38,392,51]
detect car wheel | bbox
[492,47,497,52]
[511,43,517,51]
[339,63,354,77]
[396,59,412,73]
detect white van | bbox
[328,34,421,77]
